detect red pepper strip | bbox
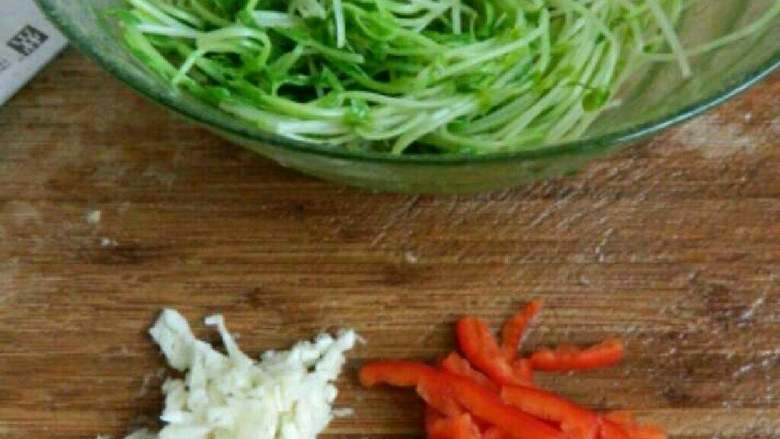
[599,419,631,439]
[442,352,499,392]
[425,407,445,433]
[425,407,482,439]
[418,370,464,416]
[501,386,599,439]
[457,317,530,386]
[604,411,635,425]
[358,361,463,416]
[511,359,534,385]
[359,360,439,388]
[624,426,666,439]
[483,427,513,439]
[501,300,543,361]
[442,371,566,439]
[530,338,625,371]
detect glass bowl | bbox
[35,0,780,194]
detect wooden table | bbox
[0,49,779,439]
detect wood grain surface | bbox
[0,49,779,439]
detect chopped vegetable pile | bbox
[360,300,666,439]
[115,0,780,154]
[103,309,357,439]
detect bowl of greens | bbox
[36,0,780,193]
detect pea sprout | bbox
[113,0,780,154]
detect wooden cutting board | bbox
[0,49,778,439]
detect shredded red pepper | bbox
[530,338,625,371]
[359,360,438,387]
[358,300,665,439]
[599,419,632,439]
[483,427,512,439]
[511,359,533,385]
[501,299,542,361]
[457,317,531,386]
[425,408,482,439]
[417,370,464,417]
[604,411,636,425]
[501,386,599,439]
[442,352,498,391]
[443,371,565,439]
[362,362,563,439]
[621,425,666,439]
[358,360,463,416]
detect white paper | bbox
[0,0,68,106]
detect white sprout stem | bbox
[252,11,304,28]
[451,0,462,34]
[646,0,692,78]
[126,0,195,31]
[333,0,347,48]
[136,24,200,39]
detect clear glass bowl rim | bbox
[35,0,780,166]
